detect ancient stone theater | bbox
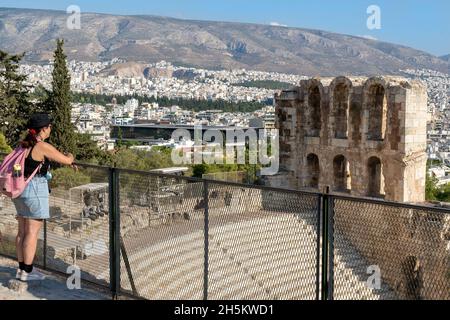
[270,76,428,203]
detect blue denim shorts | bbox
[12,176,50,220]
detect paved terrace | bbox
[0,256,110,300]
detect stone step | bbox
[211,245,316,274]
[126,232,204,266]
[129,235,317,293]
[211,226,316,251]
[210,216,315,240]
[128,239,204,276]
[147,251,316,300]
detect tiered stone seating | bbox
[119,212,398,300]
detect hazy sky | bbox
[1,0,449,56]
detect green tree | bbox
[233,80,293,90]
[72,92,269,113]
[111,148,174,171]
[0,133,12,153]
[47,39,76,155]
[31,84,52,112]
[425,174,438,201]
[435,184,450,202]
[74,133,109,164]
[49,167,91,190]
[0,51,35,146]
[192,164,208,178]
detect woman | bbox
[13,113,75,281]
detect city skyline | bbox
[1,0,449,56]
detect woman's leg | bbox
[23,218,43,265]
[16,217,26,265]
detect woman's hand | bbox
[65,153,75,161]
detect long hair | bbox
[21,128,41,148]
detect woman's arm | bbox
[40,142,75,165]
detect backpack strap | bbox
[26,145,35,160]
[24,161,43,185]
[25,142,45,177]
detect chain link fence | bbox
[1,154,450,300]
[46,164,110,286]
[118,169,205,299]
[206,184,320,300]
[0,155,110,288]
[331,196,450,300]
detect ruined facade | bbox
[270,76,428,203]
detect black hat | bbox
[28,113,53,129]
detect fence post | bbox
[203,180,209,301]
[327,195,335,300]
[321,186,330,300]
[120,235,138,296]
[315,195,321,300]
[43,219,47,270]
[109,167,121,300]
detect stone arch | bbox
[364,78,388,141]
[330,77,352,139]
[306,153,320,188]
[306,79,323,137]
[333,155,351,192]
[367,156,385,197]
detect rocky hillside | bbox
[0,7,449,76]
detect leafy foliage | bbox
[426,171,450,203]
[0,133,12,153]
[0,50,36,146]
[111,147,174,171]
[49,167,91,190]
[46,39,77,155]
[72,92,270,113]
[426,173,438,201]
[233,80,293,90]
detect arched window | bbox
[367,84,386,141]
[307,86,321,137]
[306,154,320,188]
[367,156,384,197]
[333,83,350,139]
[333,155,351,192]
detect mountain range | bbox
[0,7,449,76]
[440,55,450,63]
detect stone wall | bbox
[269,76,450,299]
[270,76,428,203]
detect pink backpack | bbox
[0,146,42,199]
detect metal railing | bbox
[0,159,449,300]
